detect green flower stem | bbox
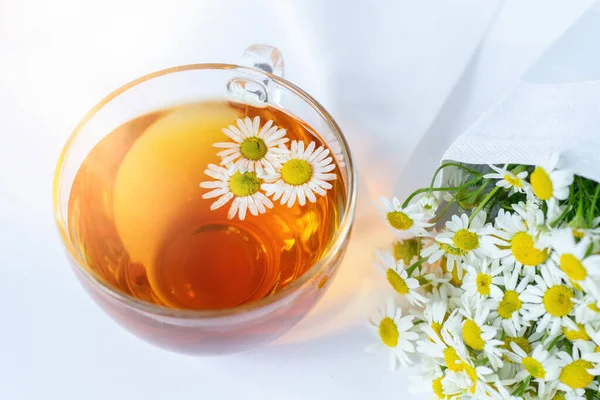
[589,184,600,226]
[429,162,482,191]
[468,186,501,225]
[402,187,460,209]
[546,335,561,351]
[406,257,428,277]
[550,198,573,228]
[512,375,531,396]
[431,200,455,224]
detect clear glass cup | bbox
[53,46,357,355]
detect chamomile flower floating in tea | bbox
[200,163,273,220]
[263,140,337,207]
[214,116,289,174]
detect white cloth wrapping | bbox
[443,3,600,182]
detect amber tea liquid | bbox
[68,100,345,310]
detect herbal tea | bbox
[68,100,345,310]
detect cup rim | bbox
[53,63,357,319]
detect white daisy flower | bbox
[546,228,600,300]
[421,240,465,282]
[418,315,470,373]
[263,140,336,207]
[494,206,549,278]
[529,152,574,202]
[442,359,501,399]
[376,197,433,239]
[573,295,600,325]
[497,327,544,380]
[483,164,530,194]
[537,385,581,400]
[458,295,504,370]
[433,212,500,278]
[200,164,273,220]
[489,268,531,337]
[418,193,439,218]
[214,116,289,174]
[584,325,600,353]
[521,265,578,335]
[408,358,448,399]
[505,342,561,395]
[462,258,504,301]
[374,251,428,306]
[366,297,419,370]
[419,293,448,343]
[556,342,600,394]
[413,264,453,293]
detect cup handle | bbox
[227,45,284,107]
[240,44,285,77]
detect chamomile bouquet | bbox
[367,155,600,399]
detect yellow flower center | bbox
[432,377,445,399]
[522,356,546,379]
[559,360,594,389]
[453,229,479,252]
[439,243,464,257]
[504,174,523,188]
[562,323,591,341]
[281,159,313,186]
[595,346,600,353]
[386,268,409,295]
[378,317,399,347]
[444,347,464,372]
[543,285,574,317]
[393,239,420,264]
[573,229,585,239]
[239,137,268,160]
[229,171,262,197]
[431,322,444,342]
[463,319,485,351]
[572,280,584,291]
[386,211,414,231]
[440,257,463,287]
[475,273,492,295]
[503,336,531,356]
[560,253,587,281]
[589,303,600,313]
[511,231,549,266]
[464,364,478,394]
[530,166,554,200]
[498,290,523,319]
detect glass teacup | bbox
[53,45,357,355]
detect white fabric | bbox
[443,4,600,181]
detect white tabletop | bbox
[0,1,596,398]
